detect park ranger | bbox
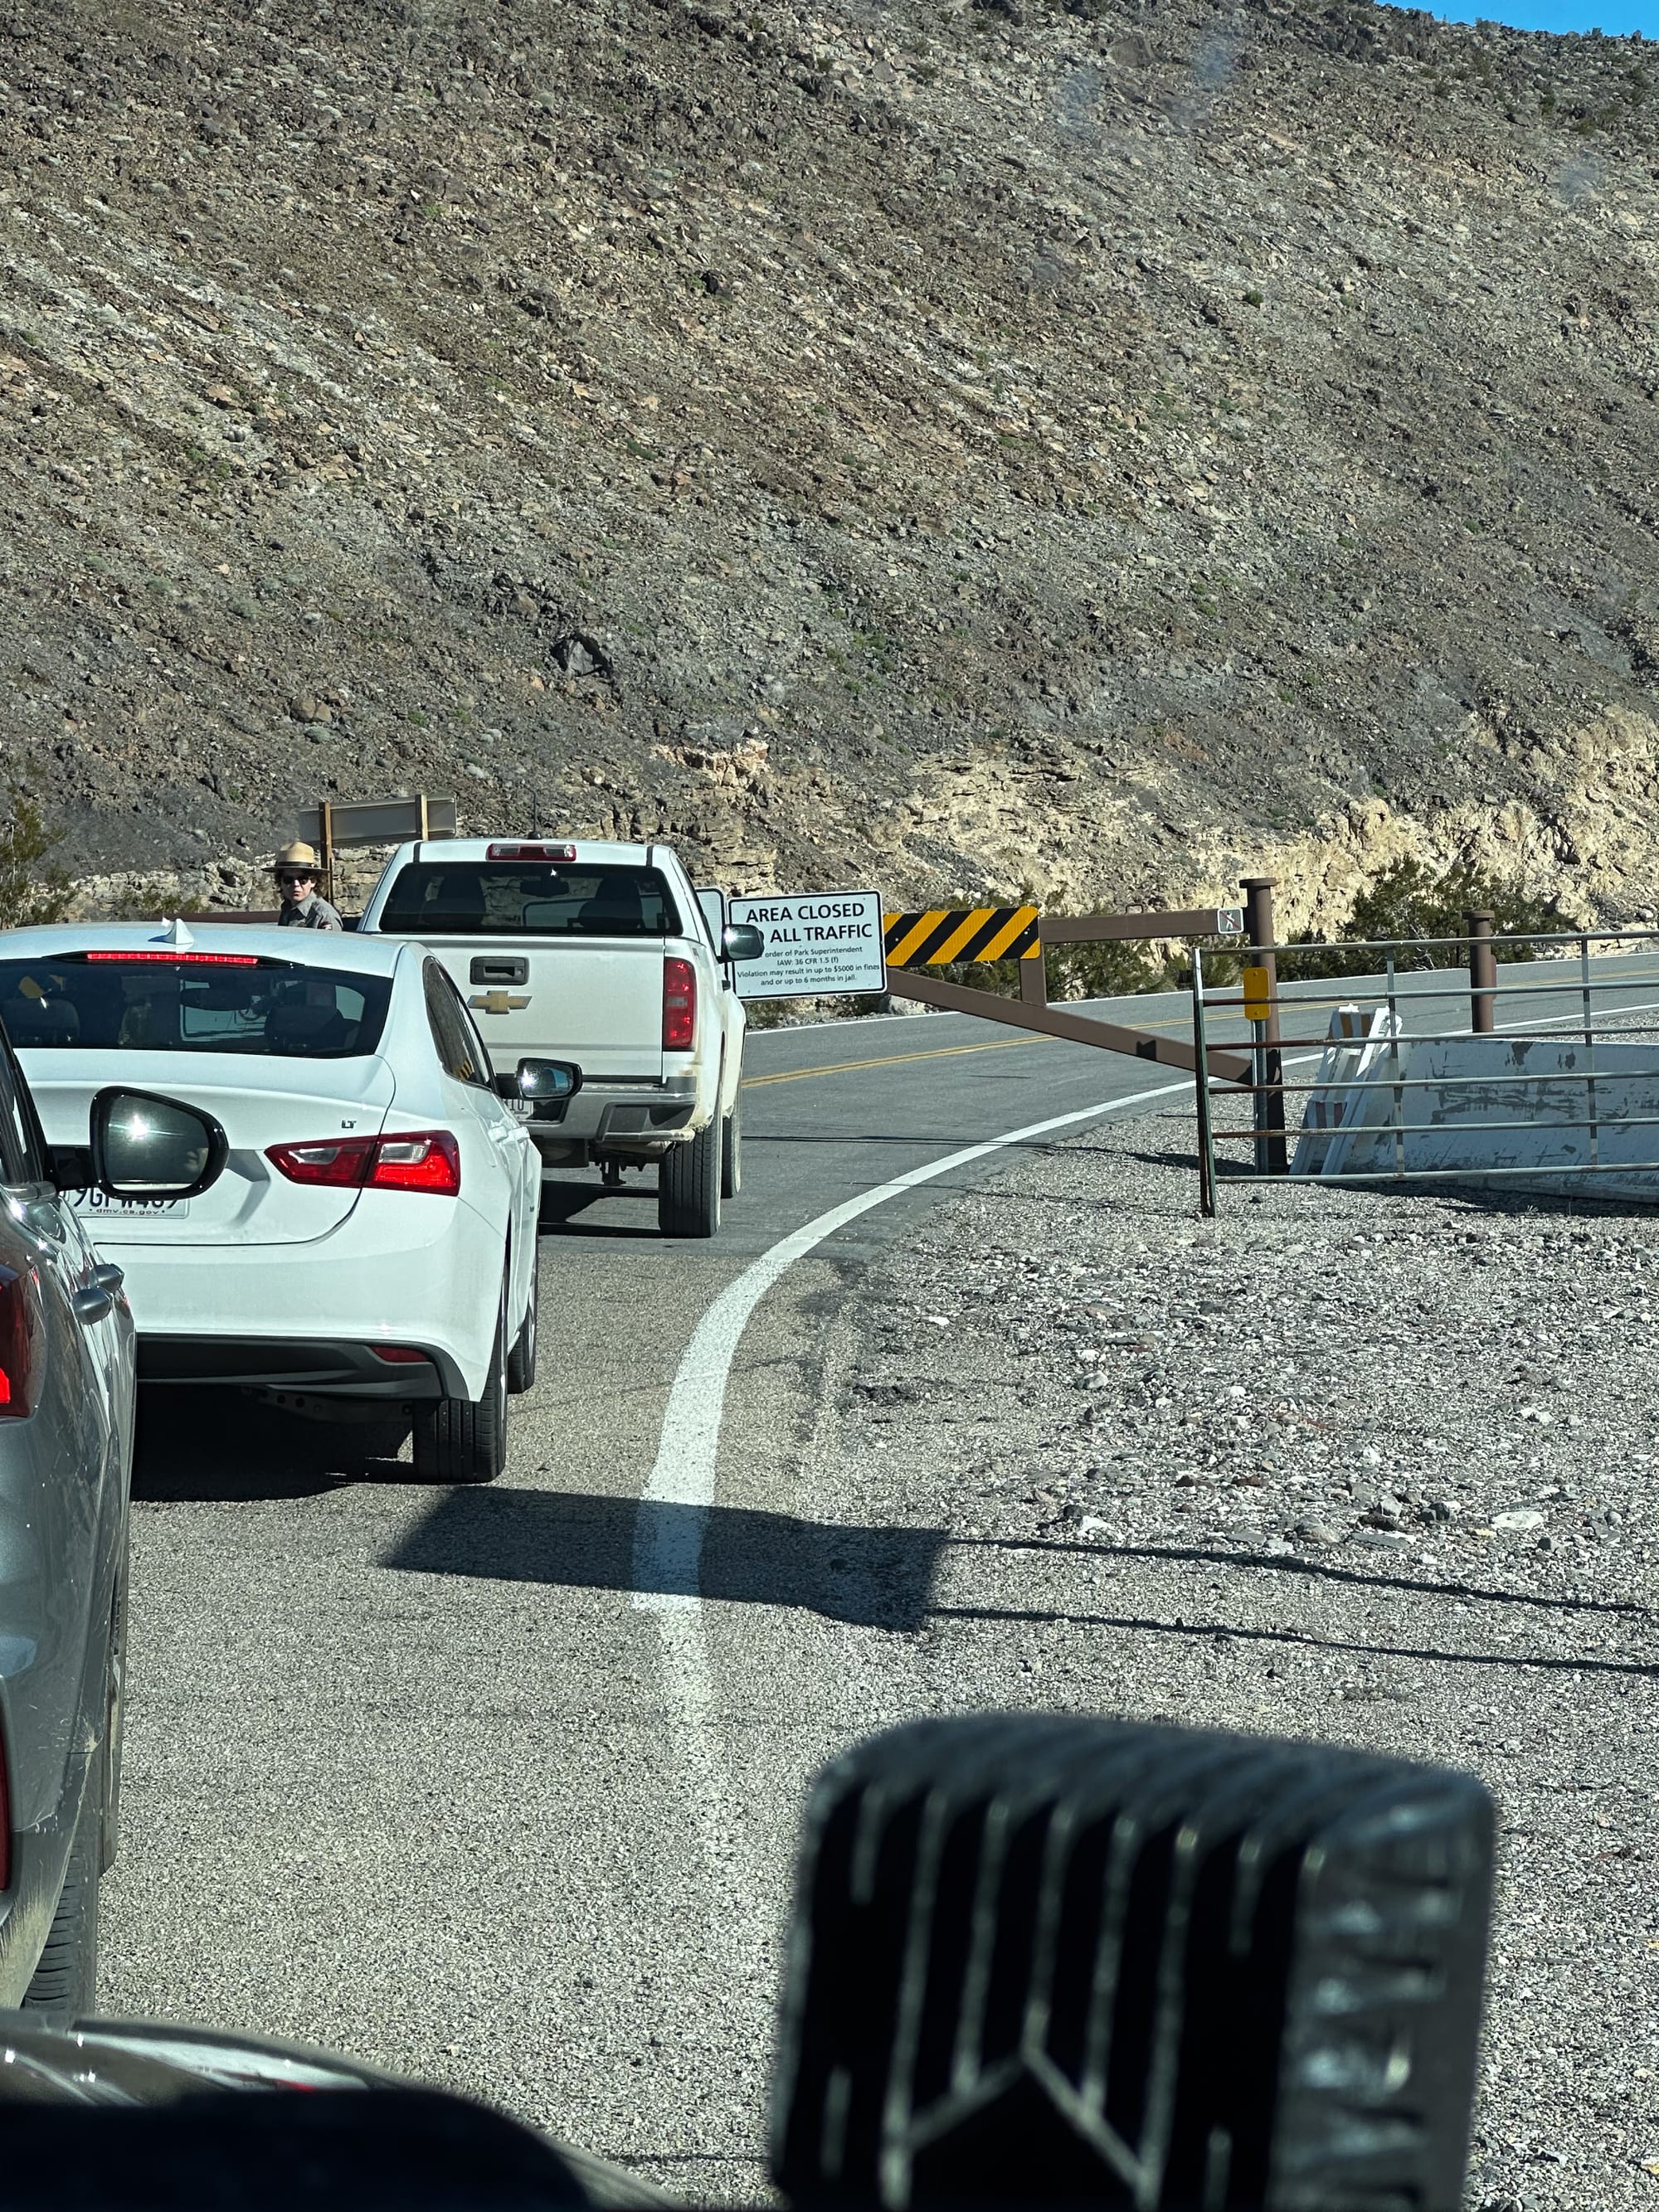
[273,841,343,931]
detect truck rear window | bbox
[0,958,392,1058]
[377,863,683,939]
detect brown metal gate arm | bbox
[883,967,1252,1084]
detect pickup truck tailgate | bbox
[425,937,667,1079]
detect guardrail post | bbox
[1465,909,1496,1034]
[1191,946,1218,1218]
[1020,946,1048,1007]
[1241,875,1287,1173]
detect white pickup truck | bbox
[357,836,762,1237]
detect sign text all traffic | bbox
[730,889,886,1000]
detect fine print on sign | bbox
[729,889,887,1001]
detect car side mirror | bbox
[88,1087,230,1201]
[722,923,765,964]
[510,1058,582,1101]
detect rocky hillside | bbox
[4,0,1659,928]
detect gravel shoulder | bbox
[741,1109,1659,2212]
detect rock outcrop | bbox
[3,0,1659,928]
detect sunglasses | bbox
[276,872,316,887]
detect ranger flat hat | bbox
[274,841,321,872]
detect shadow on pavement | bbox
[133,1388,410,1504]
[384,1486,945,1631]
[537,1180,662,1239]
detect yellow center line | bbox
[742,1034,1055,1087]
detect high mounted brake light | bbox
[83,950,261,967]
[266,1130,461,1197]
[485,842,577,863]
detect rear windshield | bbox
[377,862,682,939]
[0,956,393,1058]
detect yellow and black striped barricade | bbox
[882,905,1042,969]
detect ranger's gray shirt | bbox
[277,892,343,931]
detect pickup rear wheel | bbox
[413,1278,508,1483]
[720,1100,742,1202]
[659,1119,722,1237]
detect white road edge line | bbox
[629,1074,1194,1610]
[623,1072,1199,2061]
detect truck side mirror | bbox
[512,1058,582,1101]
[722,924,765,964]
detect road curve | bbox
[96,960,1659,2196]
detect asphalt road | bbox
[100,994,1193,2198]
[97,957,1659,2195]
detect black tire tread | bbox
[22,1766,101,2019]
[658,1118,721,1237]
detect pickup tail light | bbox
[486,841,577,863]
[266,1130,461,1198]
[0,1262,43,1419]
[663,957,696,1052]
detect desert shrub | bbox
[1277,857,1564,979]
[0,779,71,930]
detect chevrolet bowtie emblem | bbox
[469,990,531,1016]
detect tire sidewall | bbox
[508,1248,538,1393]
[722,1101,742,1201]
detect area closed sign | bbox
[730,889,886,1000]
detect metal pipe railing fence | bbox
[1190,921,1659,1216]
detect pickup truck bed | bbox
[356,836,752,1237]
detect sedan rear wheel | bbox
[100,1563,127,1874]
[22,1760,101,2019]
[413,1277,508,1485]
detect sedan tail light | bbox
[370,1134,463,1195]
[266,1130,461,1198]
[663,957,696,1052]
[0,1262,44,1419]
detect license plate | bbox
[71,1190,191,1220]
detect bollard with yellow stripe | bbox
[883,905,1042,967]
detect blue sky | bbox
[1381,1,1659,27]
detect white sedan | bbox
[0,921,576,1484]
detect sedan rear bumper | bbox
[137,1336,449,1399]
